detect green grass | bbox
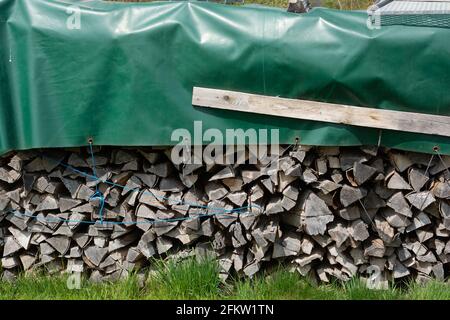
[149,258,222,299]
[0,272,143,300]
[1,258,449,300]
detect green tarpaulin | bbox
[0,0,449,155]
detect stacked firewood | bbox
[0,145,449,285]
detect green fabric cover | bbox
[1,0,449,155]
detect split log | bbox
[299,191,334,236]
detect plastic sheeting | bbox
[0,0,449,155]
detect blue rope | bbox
[41,152,262,214]
[24,148,263,226]
[87,143,105,223]
[11,207,256,225]
[88,142,98,185]
[89,190,105,224]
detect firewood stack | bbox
[0,145,449,285]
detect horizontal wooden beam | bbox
[192,87,450,138]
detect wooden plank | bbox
[192,87,450,137]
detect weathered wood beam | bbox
[192,87,450,137]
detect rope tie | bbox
[89,190,105,223]
[88,140,105,223]
[27,145,263,226]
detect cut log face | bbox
[24,157,44,172]
[374,216,395,243]
[20,254,36,271]
[302,168,318,184]
[350,247,366,265]
[136,204,156,219]
[221,178,243,192]
[84,246,109,267]
[77,184,95,201]
[36,195,59,212]
[387,192,413,217]
[353,162,377,186]
[408,168,429,192]
[387,172,413,190]
[250,184,264,202]
[8,227,31,250]
[46,236,71,255]
[7,188,21,204]
[260,177,275,194]
[382,208,411,228]
[122,176,142,196]
[315,180,341,195]
[3,237,22,256]
[340,185,367,207]
[316,158,328,176]
[406,192,436,211]
[328,223,349,247]
[0,145,449,284]
[68,153,89,168]
[349,219,370,242]
[393,259,410,279]
[1,256,20,269]
[364,239,386,258]
[390,152,413,172]
[205,182,228,201]
[209,166,235,181]
[227,192,247,207]
[281,233,302,253]
[109,233,138,252]
[301,237,314,255]
[281,196,296,211]
[416,229,434,243]
[159,177,185,193]
[278,172,297,192]
[441,201,450,220]
[283,185,299,200]
[34,176,49,193]
[290,150,307,162]
[339,206,361,221]
[285,163,302,177]
[229,223,247,248]
[406,212,432,232]
[241,170,261,184]
[328,156,341,170]
[331,170,344,184]
[300,191,334,236]
[60,197,83,213]
[265,196,284,215]
[432,181,450,199]
[40,242,55,255]
[156,237,173,254]
[179,173,198,188]
[148,162,173,178]
[153,219,178,237]
[8,155,24,171]
[364,190,386,210]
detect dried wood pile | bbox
[0,145,449,285]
